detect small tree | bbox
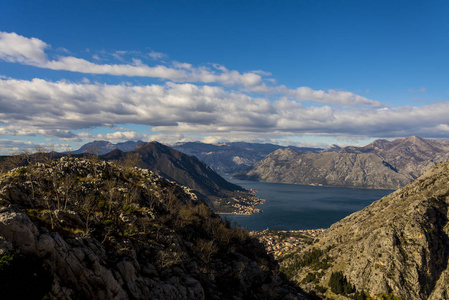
[329,271,354,295]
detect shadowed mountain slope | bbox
[101,142,259,213]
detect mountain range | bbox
[71,140,322,174]
[235,136,449,189]
[70,140,145,155]
[172,142,322,174]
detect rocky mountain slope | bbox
[171,142,322,174]
[235,136,449,189]
[0,157,304,300]
[282,160,449,299]
[100,142,262,214]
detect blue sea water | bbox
[221,176,393,231]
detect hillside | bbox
[281,160,449,299]
[101,142,263,214]
[0,157,304,300]
[235,136,449,189]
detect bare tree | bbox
[120,153,142,169]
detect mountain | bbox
[101,142,262,213]
[0,157,305,299]
[360,136,449,179]
[71,140,144,155]
[172,141,322,174]
[235,136,449,189]
[283,160,449,299]
[234,148,411,189]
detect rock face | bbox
[0,158,303,300]
[235,136,449,189]
[286,160,449,299]
[172,142,322,174]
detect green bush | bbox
[329,271,354,295]
[16,167,28,174]
[379,292,401,300]
[302,272,317,283]
[103,219,114,227]
[353,290,370,300]
[98,201,108,210]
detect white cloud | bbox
[0,31,382,107]
[249,84,384,107]
[0,32,49,65]
[75,131,150,144]
[1,77,448,145]
[0,31,263,88]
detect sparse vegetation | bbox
[281,247,332,278]
[0,155,302,299]
[328,271,354,295]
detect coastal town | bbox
[250,228,325,259]
[223,189,267,215]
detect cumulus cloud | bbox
[1,77,449,145]
[0,31,263,88]
[75,131,150,144]
[0,31,49,65]
[248,84,384,107]
[0,31,381,107]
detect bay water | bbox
[222,176,393,231]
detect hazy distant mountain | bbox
[101,142,259,213]
[286,160,449,299]
[172,141,322,174]
[71,140,144,155]
[234,136,449,189]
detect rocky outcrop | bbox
[285,160,449,299]
[0,157,304,300]
[235,136,449,189]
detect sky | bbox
[1,0,449,154]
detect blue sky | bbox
[1,0,449,154]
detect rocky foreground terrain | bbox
[280,160,449,299]
[235,136,449,190]
[0,157,304,300]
